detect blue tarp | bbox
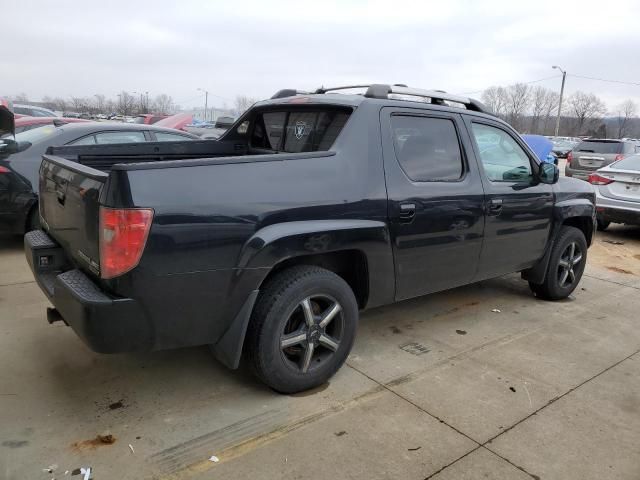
[522,134,554,163]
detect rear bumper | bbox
[564,164,592,180]
[595,190,640,225]
[24,230,152,353]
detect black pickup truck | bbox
[24,85,596,393]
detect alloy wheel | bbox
[280,295,344,373]
[557,241,583,288]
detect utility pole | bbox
[552,65,566,137]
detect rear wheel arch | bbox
[258,250,369,309]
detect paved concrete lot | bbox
[1,226,639,480]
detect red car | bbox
[132,114,169,124]
[12,116,91,135]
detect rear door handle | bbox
[487,198,503,216]
[399,203,416,223]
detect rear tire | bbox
[529,226,587,300]
[597,219,610,231]
[245,266,358,394]
[26,205,41,233]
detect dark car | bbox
[13,104,58,117]
[0,122,198,234]
[24,84,595,393]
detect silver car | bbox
[589,154,640,230]
[566,139,639,180]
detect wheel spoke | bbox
[568,242,575,260]
[301,342,315,373]
[300,298,315,327]
[559,268,569,287]
[319,302,341,328]
[281,331,307,349]
[318,333,339,351]
[572,253,583,265]
[568,269,575,283]
[558,258,570,268]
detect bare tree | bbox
[541,91,560,135]
[70,97,85,112]
[14,93,29,102]
[504,83,531,131]
[51,97,68,112]
[117,91,136,116]
[529,86,559,134]
[234,95,258,116]
[93,94,106,114]
[614,100,637,139]
[151,94,174,114]
[41,96,56,111]
[481,86,508,118]
[568,91,607,135]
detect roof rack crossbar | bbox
[314,85,374,94]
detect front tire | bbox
[529,226,587,300]
[245,266,358,394]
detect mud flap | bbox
[211,290,259,369]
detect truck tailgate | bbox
[39,154,108,276]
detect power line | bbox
[568,73,640,87]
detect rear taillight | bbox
[0,166,10,174]
[99,207,153,279]
[588,173,614,185]
[567,151,573,163]
[614,154,624,162]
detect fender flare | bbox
[212,219,394,369]
[522,199,596,284]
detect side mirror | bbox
[538,162,559,184]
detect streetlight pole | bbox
[552,65,566,137]
[197,88,208,121]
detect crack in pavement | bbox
[583,273,640,290]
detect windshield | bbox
[576,141,623,154]
[611,154,640,171]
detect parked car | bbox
[13,104,58,118]
[2,116,91,136]
[0,122,198,234]
[550,139,576,159]
[154,113,194,131]
[23,84,595,393]
[565,139,639,180]
[133,114,169,124]
[588,154,640,230]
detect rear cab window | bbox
[249,107,351,153]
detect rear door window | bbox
[391,115,464,181]
[250,109,350,152]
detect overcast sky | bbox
[3,0,640,110]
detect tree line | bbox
[481,84,639,138]
[12,91,178,116]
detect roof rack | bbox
[363,84,489,113]
[271,89,310,99]
[269,84,490,114]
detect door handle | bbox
[487,198,503,216]
[399,203,416,223]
